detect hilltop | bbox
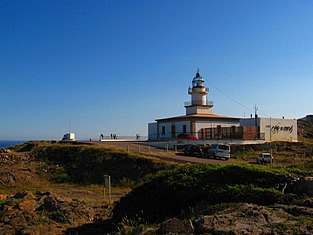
[298,119,313,142]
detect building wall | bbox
[157,121,191,140]
[240,118,260,127]
[148,122,158,140]
[186,106,212,115]
[191,87,207,105]
[259,118,297,142]
[240,117,297,142]
[195,120,240,138]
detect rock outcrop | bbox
[194,203,284,234]
[289,177,313,196]
[0,191,96,234]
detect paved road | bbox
[86,141,250,165]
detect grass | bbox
[192,202,241,217]
[29,143,172,187]
[270,213,313,235]
[0,198,22,206]
[231,149,259,160]
[113,164,288,223]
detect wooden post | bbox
[148,146,151,152]
[103,175,112,204]
[127,146,129,152]
[138,145,140,153]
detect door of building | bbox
[171,125,176,138]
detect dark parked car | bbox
[177,133,198,140]
[183,144,204,157]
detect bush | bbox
[52,172,71,183]
[32,144,170,186]
[113,164,285,223]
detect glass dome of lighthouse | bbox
[192,69,205,87]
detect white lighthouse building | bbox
[148,70,297,142]
[148,70,240,140]
[185,70,213,115]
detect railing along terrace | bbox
[184,101,213,107]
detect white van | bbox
[206,144,231,160]
[257,153,273,164]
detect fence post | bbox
[138,145,140,153]
[174,145,177,152]
[148,146,151,152]
[103,175,112,204]
[165,144,168,152]
[127,146,129,152]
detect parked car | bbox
[177,133,198,140]
[257,153,273,164]
[205,144,231,160]
[183,144,204,157]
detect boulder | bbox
[157,218,194,234]
[194,203,284,234]
[284,206,313,217]
[17,200,37,212]
[302,198,313,208]
[41,192,61,212]
[13,191,35,200]
[290,177,313,196]
[0,194,8,200]
[0,148,10,153]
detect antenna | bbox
[254,104,258,116]
[69,116,71,133]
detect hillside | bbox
[112,164,313,234]
[298,119,313,142]
[0,140,313,234]
[0,141,173,234]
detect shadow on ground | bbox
[65,219,115,235]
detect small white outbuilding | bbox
[62,133,76,141]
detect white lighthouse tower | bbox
[185,70,213,115]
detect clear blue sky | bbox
[1,0,313,140]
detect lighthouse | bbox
[185,70,213,115]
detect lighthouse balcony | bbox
[188,87,209,94]
[184,101,213,107]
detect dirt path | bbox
[87,141,249,165]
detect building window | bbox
[183,125,187,133]
[162,126,165,136]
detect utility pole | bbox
[69,116,71,133]
[254,105,258,127]
[254,104,258,117]
[265,116,273,167]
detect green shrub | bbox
[113,164,285,223]
[32,144,169,186]
[52,172,71,183]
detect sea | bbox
[0,140,27,148]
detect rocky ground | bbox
[298,119,313,139]
[0,191,105,234]
[152,202,313,235]
[0,148,111,235]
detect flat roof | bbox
[156,113,240,122]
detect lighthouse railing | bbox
[188,87,209,93]
[184,101,213,107]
